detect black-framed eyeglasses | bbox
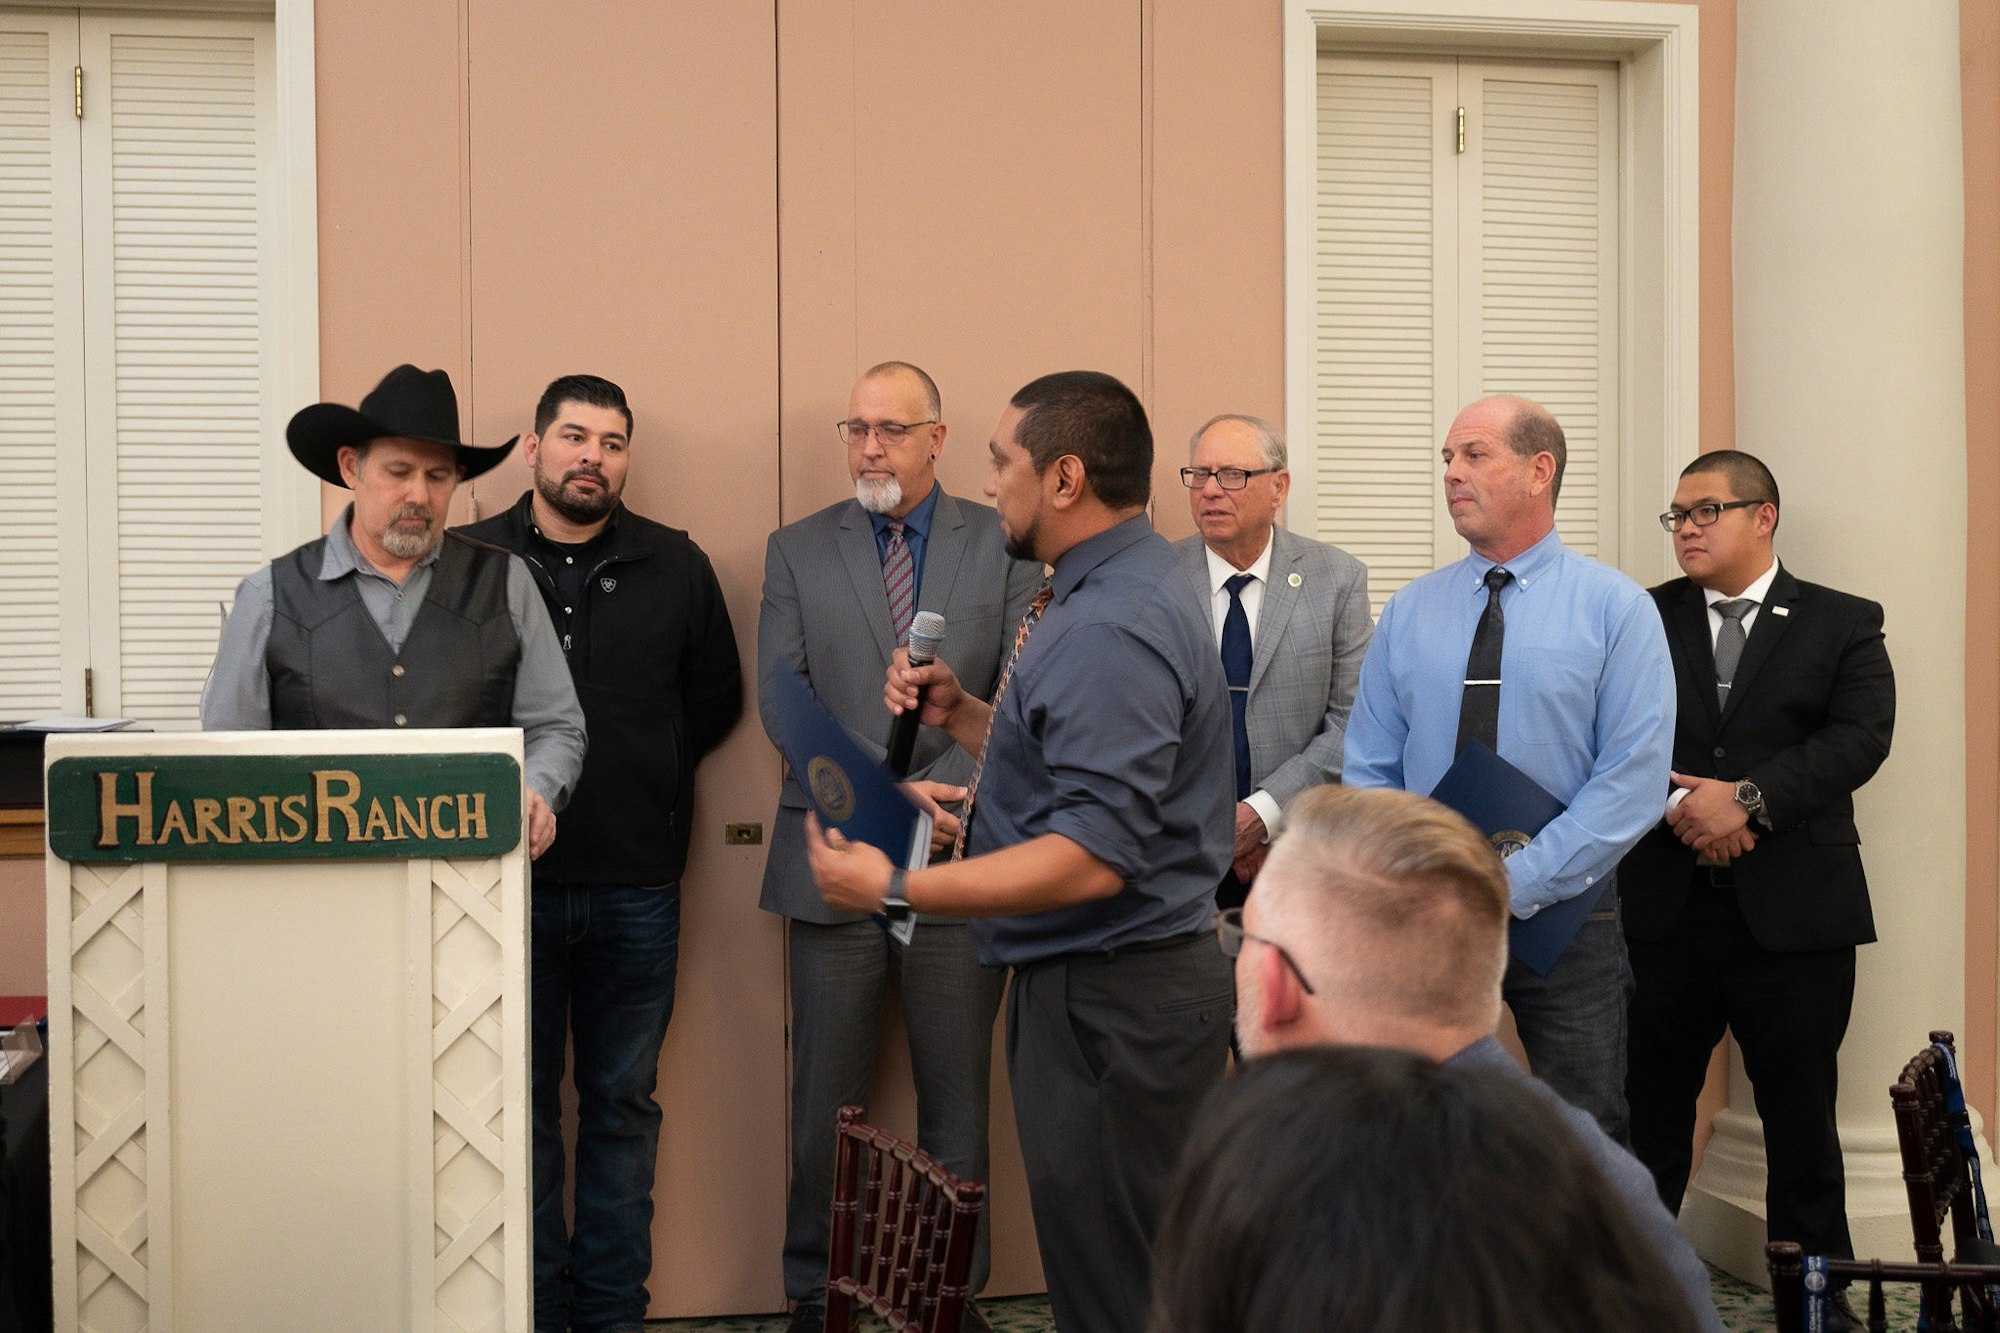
[1213,908,1316,994]
[1658,499,1765,532]
[1179,466,1281,491]
[837,419,938,444]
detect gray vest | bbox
[266,530,520,730]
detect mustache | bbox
[391,505,433,525]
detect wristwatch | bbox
[883,867,913,923]
[1734,779,1767,822]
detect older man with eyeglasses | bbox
[756,361,1042,1333]
[1225,784,1724,1330]
[1172,414,1372,904]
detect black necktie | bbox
[1222,573,1255,799]
[1456,567,1514,754]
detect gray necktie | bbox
[1712,598,1756,708]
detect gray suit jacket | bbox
[759,488,1044,922]
[1176,525,1372,809]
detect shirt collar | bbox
[1052,512,1153,600]
[318,503,447,582]
[1703,556,1781,609]
[1465,526,1563,593]
[868,481,940,542]
[1203,532,1274,595]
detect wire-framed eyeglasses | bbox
[837,419,938,444]
[1213,908,1316,994]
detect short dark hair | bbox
[1009,371,1152,511]
[1150,1046,1709,1333]
[535,374,633,437]
[1503,398,1568,506]
[862,361,942,421]
[1680,449,1781,532]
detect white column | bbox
[1683,0,1969,1283]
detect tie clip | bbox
[1463,678,1502,686]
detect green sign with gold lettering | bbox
[47,753,523,862]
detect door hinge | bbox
[1456,105,1466,154]
[74,65,83,119]
[84,666,95,716]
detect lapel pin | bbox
[1772,606,1790,617]
[1288,572,1302,588]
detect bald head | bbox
[1238,786,1509,1059]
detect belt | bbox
[1693,863,1736,889]
[1023,929,1209,969]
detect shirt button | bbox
[391,664,405,678]
[1712,746,1726,758]
[394,714,408,726]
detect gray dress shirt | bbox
[968,514,1233,967]
[201,505,587,808]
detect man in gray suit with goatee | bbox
[757,361,1042,1333]
[1176,414,1373,902]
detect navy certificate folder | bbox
[1428,740,1604,976]
[769,667,932,872]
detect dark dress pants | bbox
[1626,870,1857,1259]
[783,917,1004,1306]
[1006,933,1234,1333]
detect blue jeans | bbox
[532,883,681,1333]
[1502,880,1635,1145]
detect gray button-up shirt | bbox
[969,514,1233,967]
[201,505,588,808]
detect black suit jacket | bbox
[1620,566,1894,952]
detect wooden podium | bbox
[43,729,532,1332]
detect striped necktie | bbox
[883,521,914,644]
[954,582,1054,860]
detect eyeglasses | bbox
[1213,908,1316,994]
[1658,499,1765,532]
[1180,466,1281,491]
[837,419,938,444]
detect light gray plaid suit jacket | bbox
[1177,525,1373,810]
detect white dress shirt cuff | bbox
[1244,790,1283,844]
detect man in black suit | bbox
[1623,451,1894,1281]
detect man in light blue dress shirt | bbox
[1342,395,1672,1141]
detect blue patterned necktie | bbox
[1223,573,1255,799]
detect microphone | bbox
[886,611,948,776]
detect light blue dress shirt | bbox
[1343,529,1673,918]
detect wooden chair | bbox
[824,1105,984,1333]
[1768,1241,2000,1333]
[1893,1032,2000,1327]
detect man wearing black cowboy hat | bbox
[202,364,586,854]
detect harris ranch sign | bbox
[47,753,522,862]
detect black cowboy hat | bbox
[286,364,518,488]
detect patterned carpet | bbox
[647,1264,1928,1330]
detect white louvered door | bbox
[0,15,87,720]
[1308,54,1619,613]
[0,10,283,727]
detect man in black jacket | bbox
[459,374,743,1333]
[1622,451,1893,1314]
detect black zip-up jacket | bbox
[458,492,743,887]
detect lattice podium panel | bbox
[45,730,531,1332]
